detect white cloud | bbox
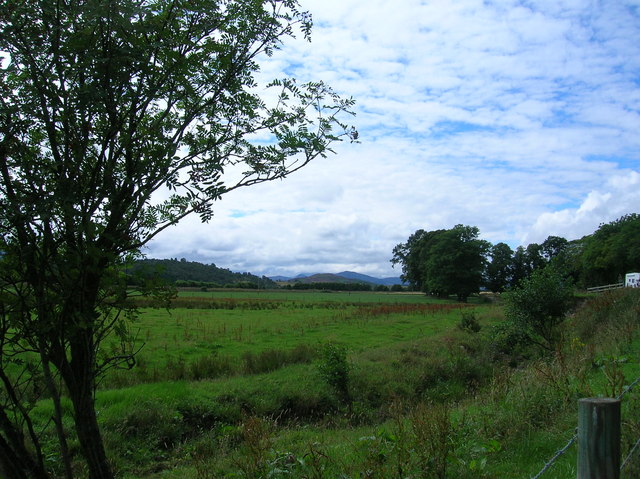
[146,0,640,278]
[525,171,640,244]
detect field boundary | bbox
[586,283,624,293]
[530,376,640,478]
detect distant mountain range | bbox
[270,271,404,286]
[130,259,404,287]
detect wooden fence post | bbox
[578,398,621,479]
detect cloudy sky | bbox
[146,0,640,279]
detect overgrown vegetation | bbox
[503,266,575,351]
[22,287,640,477]
[318,342,352,410]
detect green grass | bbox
[30,288,640,477]
[108,292,476,387]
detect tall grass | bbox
[31,288,640,478]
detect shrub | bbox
[318,342,352,409]
[458,310,481,333]
[489,321,532,364]
[504,267,574,351]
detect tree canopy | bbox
[391,214,640,297]
[485,242,513,293]
[392,225,490,301]
[0,1,355,478]
[391,228,438,291]
[579,214,640,286]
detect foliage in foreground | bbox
[0,0,355,477]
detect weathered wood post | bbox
[578,398,621,479]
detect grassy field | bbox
[109,291,475,386]
[33,288,640,478]
[170,289,437,302]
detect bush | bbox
[458,311,481,333]
[489,321,532,364]
[504,267,574,351]
[318,342,352,408]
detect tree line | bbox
[391,213,640,301]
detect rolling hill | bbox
[271,271,403,286]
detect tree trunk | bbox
[39,347,73,479]
[68,387,112,479]
[0,412,50,479]
[61,331,113,479]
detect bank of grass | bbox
[34,289,640,477]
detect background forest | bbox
[392,213,640,301]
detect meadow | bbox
[33,288,640,478]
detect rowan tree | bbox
[0,1,355,478]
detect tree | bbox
[424,225,490,301]
[541,235,568,262]
[553,239,584,284]
[510,245,530,286]
[318,342,352,410]
[510,242,549,286]
[391,228,442,290]
[392,225,490,302]
[0,1,355,478]
[485,242,513,292]
[579,214,640,287]
[504,266,574,351]
[525,242,546,272]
